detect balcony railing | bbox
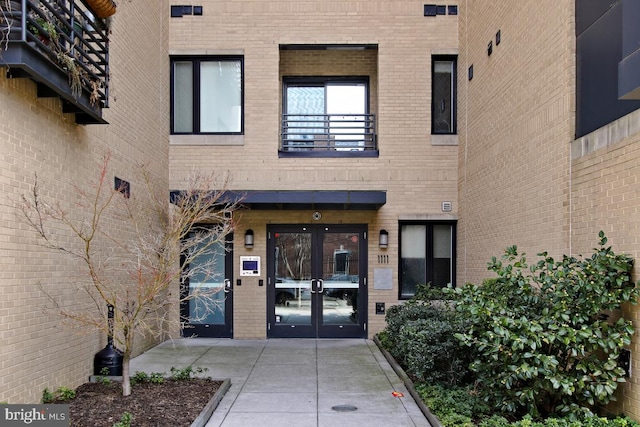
[281,114,377,153]
[0,0,110,124]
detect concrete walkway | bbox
[129,339,432,427]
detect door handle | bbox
[224,279,232,293]
[310,279,316,294]
[317,279,324,294]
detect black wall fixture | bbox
[171,5,203,17]
[487,41,492,56]
[115,177,130,198]
[468,64,473,81]
[496,30,501,45]
[424,4,458,16]
[424,4,437,16]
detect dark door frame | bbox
[266,224,368,338]
[180,232,234,338]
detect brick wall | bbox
[457,0,574,284]
[571,117,640,419]
[0,0,169,403]
[169,0,459,338]
[458,0,640,420]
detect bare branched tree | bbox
[20,153,241,396]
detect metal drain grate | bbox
[331,404,358,412]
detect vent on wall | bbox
[442,201,452,212]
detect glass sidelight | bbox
[268,225,367,338]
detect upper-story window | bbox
[432,56,457,134]
[280,76,377,156]
[171,56,244,134]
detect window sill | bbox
[170,134,244,146]
[431,134,458,146]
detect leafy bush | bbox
[451,232,640,419]
[169,366,208,380]
[41,386,75,403]
[478,415,640,427]
[381,284,475,386]
[418,384,640,427]
[131,371,166,386]
[416,383,491,427]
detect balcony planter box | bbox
[86,0,117,18]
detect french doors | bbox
[267,225,368,338]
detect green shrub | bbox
[42,386,75,403]
[382,284,475,385]
[478,415,640,427]
[416,383,491,427]
[169,366,207,380]
[418,384,640,427]
[131,371,165,385]
[451,232,640,419]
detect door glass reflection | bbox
[322,232,359,325]
[274,232,312,325]
[188,239,226,325]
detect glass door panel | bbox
[181,233,233,338]
[273,231,313,327]
[327,84,366,151]
[268,225,367,338]
[320,232,360,326]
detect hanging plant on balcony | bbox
[85,0,117,19]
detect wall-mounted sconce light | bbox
[379,229,389,249]
[244,229,254,249]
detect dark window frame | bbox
[398,220,457,300]
[170,55,245,135]
[431,55,458,135]
[280,76,378,158]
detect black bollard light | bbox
[93,304,123,376]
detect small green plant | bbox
[41,388,54,404]
[149,372,165,384]
[55,386,75,401]
[130,371,149,386]
[97,367,112,385]
[112,412,133,427]
[170,366,208,380]
[130,371,165,386]
[41,386,75,403]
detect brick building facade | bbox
[1,0,639,418]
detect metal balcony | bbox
[281,114,377,156]
[0,0,110,124]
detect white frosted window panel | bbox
[401,225,427,258]
[173,61,193,133]
[200,61,242,133]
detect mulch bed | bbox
[61,379,222,427]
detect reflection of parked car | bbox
[275,278,311,305]
[275,276,360,305]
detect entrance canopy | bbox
[170,190,386,210]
